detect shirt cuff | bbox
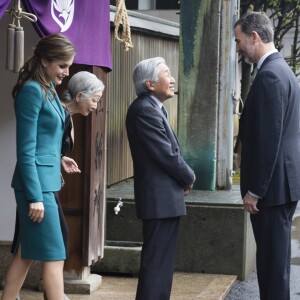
[248,191,260,199]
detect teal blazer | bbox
[11,81,65,202]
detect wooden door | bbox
[57,65,107,274]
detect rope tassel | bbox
[6,24,15,71]
[14,27,24,73]
[5,0,37,73]
[114,0,133,51]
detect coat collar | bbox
[248,52,282,93]
[145,95,168,120]
[145,95,160,108]
[259,51,282,70]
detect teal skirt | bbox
[14,190,66,261]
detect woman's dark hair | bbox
[12,33,76,99]
[234,11,274,43]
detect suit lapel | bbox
[48,83,64,123]
[146,96,170,121]
[145,96,180,148]
[243,52,282,114]
[51,96,64,122]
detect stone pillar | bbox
[178,0,222,190]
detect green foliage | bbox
[268,0,281,7]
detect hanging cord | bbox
[6,0,37,72]
[114,0,133,51]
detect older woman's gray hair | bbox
[133,57,166,97]
[62,71,105,102]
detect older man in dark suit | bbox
[126,57,195,300]
[234,12,300,300]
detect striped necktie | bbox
[161,105,168,119]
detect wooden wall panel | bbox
[107,30,179,186]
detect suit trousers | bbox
[250,201,297,300]
[136,217,180,300]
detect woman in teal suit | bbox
[1,34,76,300]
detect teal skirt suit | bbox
[11,81,66,261]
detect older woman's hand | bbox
[61,156,81,174]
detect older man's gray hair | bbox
[133,57,166,97]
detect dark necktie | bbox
[161,105,168,119]
[251,67,258,82]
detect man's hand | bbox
[243,192,259,214]
[184,186,192,196]
[29,202,44,223]
[184,175,196,196]
[61,156,81,174]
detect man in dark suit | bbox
[126,57,195,300]
[234,12,300,300]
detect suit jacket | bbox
[240,52,300,207]
[126,95,195,220]
[11,81,65,202]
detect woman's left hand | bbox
[29,201,44,223]
[61,156,81,174]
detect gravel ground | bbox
[226,264,300,299]
[225,271,259,300]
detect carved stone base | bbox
[64,274,102,294]
[39,274,102,295]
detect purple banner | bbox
[0,0,10,20]
[21,0,112,70]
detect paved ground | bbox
[226,203,300,300]
[0,272,236,300]
[2,192,299,299]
